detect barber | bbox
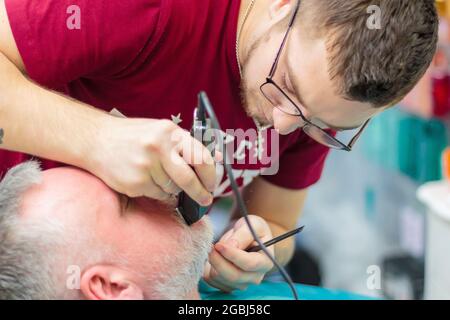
[0,0,438,292]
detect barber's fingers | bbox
[162,148,213,206]
[140,175,172,201]
[149,161,182,195]
[177,130,217,192]
[215,241,273,273]
[213,150,224,163]
[217,228,234,243]
[208,247,263,287]
[203,262,235,293]
[222,216,273,250]
[206,275,243,293]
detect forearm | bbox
[0,52,109,169]
[265,220,295,270]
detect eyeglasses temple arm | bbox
[347,119,371,150]
[268,0,302,78]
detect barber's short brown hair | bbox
[304,0,438,108]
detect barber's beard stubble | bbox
[240,35,273,126]
[156,210,214,299]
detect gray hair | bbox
[0,161,91,299]
[153,217,214,299]
[0,161,214,300]
[0,160,59,299]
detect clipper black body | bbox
[176,92,215,225]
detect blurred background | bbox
[211,0,450,300]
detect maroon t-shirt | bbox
[3,0,331,196]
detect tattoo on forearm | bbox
[0,128,4,145]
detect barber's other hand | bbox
[203,215,274,292]
[87,116,217,205]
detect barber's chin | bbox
[251,113,271,127]
[258,107,273,126]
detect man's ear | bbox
[80,265,144,300]
[268,0,293,22]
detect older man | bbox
[0,161,214,299]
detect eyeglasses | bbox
[259,0,370,151]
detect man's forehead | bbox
[40,167,109,195]
[20,167,113,219]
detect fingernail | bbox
[202,196,213,206]
[214,152,223,163]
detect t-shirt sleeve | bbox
[262,132,333,190]
[5,0,163,88]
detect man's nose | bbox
[272,107,304,135]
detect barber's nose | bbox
[272,107,304,135]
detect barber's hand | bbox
[87,116,217,204]
[203,215,274,292]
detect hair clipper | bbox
[176,92,216,225]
